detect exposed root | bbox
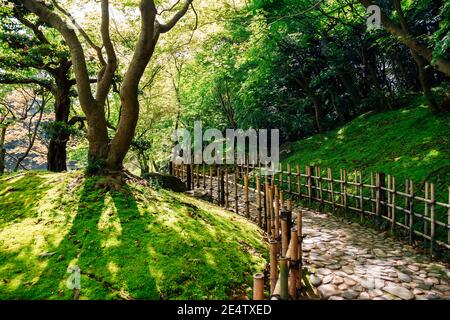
[93,170,148,191]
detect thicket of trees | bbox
[0,0,448,177]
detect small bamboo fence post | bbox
[343,169,348,217]
[225,167,229,209]
[281,208,289,257]
[269,240,278,294]
[289,226,299,300]
[186,163,192,190]
[257,175,262,227]
[279,257,289,300]
[391,176,396,233]
[202,163,206,189]
[244,174,250,219]
[234,171,239,215]
[370,173,375,213]
[217,166,221,205]
[209,166,213,200]
[430,183,435,256]
[307,166,312,205]
[279,162,283,189]
[274,187,280,241]
[424,182,429,247]
[297,209,303,290]
[329,168,335,212]
[359,171,364,222]
[409,180,415,244]
[287,163,291,194]
[253,273,265,300]
[375,172,381,225]
[196,164,200,189]
[296,164,301,199]
[220,168,225,206]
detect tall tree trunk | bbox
[48,60,72,172]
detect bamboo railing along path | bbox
[171,161,450,300]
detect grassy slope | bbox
[283,99,449,245]
[0,171,267,300]
[285,99,449,197]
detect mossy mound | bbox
[0,171,267,300]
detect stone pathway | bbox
[187,176,450,300]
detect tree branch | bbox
[159,0,193,33]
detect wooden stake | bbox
[270,240,278,294]
[244,174,250,219]
[391,176,396,233]
[274,186,280,240]
[281,209,289,257]
[289,227,299,299]
[225,167,229,209]
[202,163,206,189]
[234,171,239,214]
[279,162,283,189]
[296,164,301,198]
[253,273,265,300]
[430,183,435,256]
[409,180,415,244]
[287,163,291,194]
[279,257,289,300]
[257,175,262,227]
[209,166,213,200]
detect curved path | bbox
[187,176,450,300]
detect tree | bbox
[0,3,85,171]
[19,0,194,176]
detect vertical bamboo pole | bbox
[296,164,301,198]
[225,167,229,209]
[375,173,381,225]
[329,168,335,212]
[279,257,289,300]
[257,175,262,227]
[387,175,391,219]
[281,209,289,257]
[404,179,409,226]
[253,273,265,300]
[343,169,348,217]
[359,171,364,222]
[196,164,200,188]
[280,191,284,210]
[409,180,415,244]
[279,162,283,189]
[391,176,396,233]
[202,163,206,189]
[186,163,192,191]
[217,166,221,205]
[266,180,271,236]
[234,171,239,215]
[297,210,303,289]
[317,166,323,210]
[289,227,299,300]
[430,183,435,256]
[270,240,278,294]
[307,166,312,205]
[287,163,291,194]
[424,182,429,247]
[448,186,450,246]
[370,172,375,214]
[274,186,280,241]
[244,174,250,219]
[209,166,213,200]
[340,168,344,209]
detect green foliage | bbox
[0,171,267,299]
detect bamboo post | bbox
[375,173,381,225]
[253,273,265,300]
[289,227,299,299]
[370,172,375,213]
[297,210,303,289]
[244,174,250,219]
[387,175,391,219]
[181,162,184,180]
[296,164,301,198]
[448,186,450,246]
[225,167,229,209]
[317,166,323,210]
[202,163,206,189]
[287,163,291,194]
[234,171,239,214]
[209,166,213,200]
[409,180,415,244]
[270,240,278,294]
[217,166,221,205]
[307,166,312,205]
[281,208,289,257]
[274,187,280,240]
[391,176,396,233]
[359,171,364,222]
[424,182,429,247]
[220,168,225,206]
[196,164,200,188]
[267,187,273,238]
[279,257,289,300]
[279,162,283,189]
[329,168,335,212]
[404,179,409,226]
[343,169,348,217]
[430,183,435,256]
[186,163,192,191]
[257,175,262,227]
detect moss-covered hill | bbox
[0,171,267,300]
[284,98,450,198]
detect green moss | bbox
[0,171,267,300]
[283,99,449,248]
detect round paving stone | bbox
[383,285,414,300]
